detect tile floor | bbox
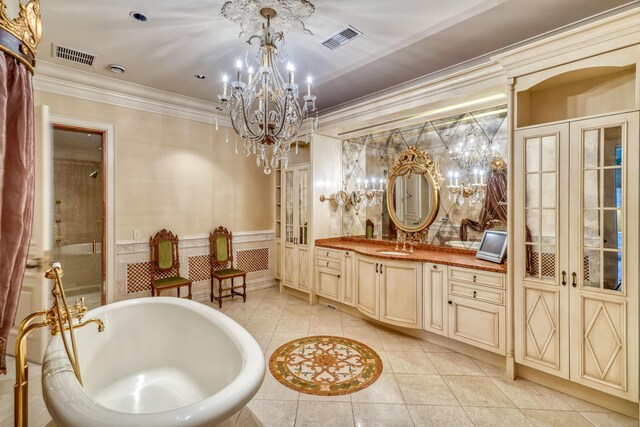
[1,286,638,427]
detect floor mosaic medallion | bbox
[268,335,383,396]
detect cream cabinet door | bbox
[380,259,423,329]
[342,251,355,307]
[355,255,379,319]
[514,124,570,378]
[448,295,505,355]
[568,113,638,400]
[274,240,282,280]
[282,165,310,292]
[316,266,341,300]
[423,263,448,335]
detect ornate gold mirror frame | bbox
[386,146,444,242]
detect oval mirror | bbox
[335,190,349,207]
[386,146,443,235]
[387,174,438,232]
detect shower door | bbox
[52,125,105,309]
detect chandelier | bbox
[446,126,500,205]
[218,0,318,174]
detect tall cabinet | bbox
[282,164,310,293]
[512,46,640,401]
[276,135,343,300]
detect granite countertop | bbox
[315,236,507,274]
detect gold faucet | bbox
[13,263,105,427]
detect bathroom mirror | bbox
[386,146,444,236]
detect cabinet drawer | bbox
[449,281,505,305]
[449,267,504,289]
[316,248,341,260]
[316,258,341,271]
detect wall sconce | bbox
[320,191,350,207]
[352,177,386,207]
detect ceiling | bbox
[36,0,636,113]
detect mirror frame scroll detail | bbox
[386,146,444,241]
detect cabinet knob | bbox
[375,263,379,273]
[473,275,477,282]
[473,291,477,298]
[448,300,452,305]
[326,261,329,267]
[326,251,329,257]
[346,252,349,256]
[433,264,438,270]
[338,275,341,279]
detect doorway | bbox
[52,125,106,308]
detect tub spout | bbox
[14,264,105,427]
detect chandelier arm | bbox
[237,92,262,140]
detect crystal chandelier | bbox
[218,1,318,174]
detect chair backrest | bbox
[209,226,233,269]
[149,229,181,278]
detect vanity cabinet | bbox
[355,254,422,329]
[342,251,355,306]
[423,263,448,336]
[315,248,356,307]
[447,266,505,355]
[282,164,311,293]
[315,248,342,301]
[423,263,506,355]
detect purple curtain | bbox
[0,52,35,374]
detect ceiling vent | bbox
[52,44,97,67]
[321,26,362,50]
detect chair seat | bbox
[154,276,191,288]
[213,268,246,278]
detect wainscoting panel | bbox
[116,231,276,301]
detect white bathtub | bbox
[42,297,265,427]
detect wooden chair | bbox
[149,229,192,299]
[209,226,246,308]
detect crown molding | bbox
[33,61,231,127]
[317,60,506,138]
[492,7,640,77]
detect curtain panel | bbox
[0,52,35,374]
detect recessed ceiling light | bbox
[109,64,127,74]
[130,11,149,22]
[194,74,206,79]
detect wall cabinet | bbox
[355,254,422,329]
[514,110,639,400]
[282,164,310,293]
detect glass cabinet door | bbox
[285,170,294,244]
[297,166,309,246]
[569,112,639,399]
[578,125,624,292]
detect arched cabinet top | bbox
[514,45,639,128]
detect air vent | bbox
[321,25,362,50]
[52,44,97,67]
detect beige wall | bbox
[35,91,274,240]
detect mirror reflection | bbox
[390,174,434,229]
[342,105,508,248]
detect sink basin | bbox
[377,250,410,256]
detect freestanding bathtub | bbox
[42,297,265,427]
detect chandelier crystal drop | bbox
[218,2,318,174]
